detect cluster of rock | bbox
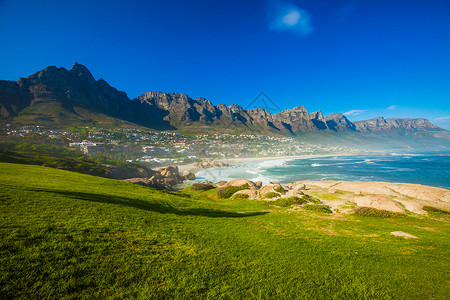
[212,178,450,215]
[123,166,195,190]
[215,179,307,199]
[194,159,230,169]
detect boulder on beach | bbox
[194,159,230,169]
[158,166,180,178]
[182,170,196,180]
[124,165,187,190]
[221,179,258,190]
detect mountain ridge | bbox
[0,63,446,136]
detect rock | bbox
[291,182,307,190]
[158,166,180,178]
[162,177,178,186]
[194,159,230,169]
[391,231,419,239]
[258,185,277,198]
[216,181,227,188]
[221,179,258,190]
[182,170,196,180]
[232,189,258,199]
[353,195,405,213]
[149,173,164,181]
[255,181,262,188]
[123,178,147,186]
[123,177,167,190]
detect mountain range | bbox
[0,63,446,137]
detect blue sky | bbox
[1,0,449,129]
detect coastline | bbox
[153,153,355,175]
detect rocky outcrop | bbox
[203,178,450,216]
[182,170,196,180]
[194,159,230,169]
[124,165,190,190]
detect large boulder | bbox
[182,170,196,180]
[123,177,167,190]
[221,179,258,190]
[158,166,180,178]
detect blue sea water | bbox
[195,153,450,189]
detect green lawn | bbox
[0,162,449,299]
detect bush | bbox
[263,192,280,199]
[353,207,406,218]
[191,182,215,191]
[217,184,249,199]
[301,194,321,204]
[422,206,450,215]
[273,197,296,207]
[274,186,287,195]
[232,193,249,200]
[292,196,307,205]
[304,204,332,213]
[273,196,306,207]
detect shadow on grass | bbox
[25,187,268,218]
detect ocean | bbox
[195,153,450,189]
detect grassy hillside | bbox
[0,162,449,299]
[0,141,151,179]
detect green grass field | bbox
[1,162,449,299]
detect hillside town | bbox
[2,124,358,166]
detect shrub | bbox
[232,193,249,200]
[301,194,321,204]
[191,182,215,191]
[353,207,406,218]
[217,184,249,199]
[274,186,287,195]
[263,192,280,199]
[273,197,297,207]
[304,204,332,213]
[422,206,450,215]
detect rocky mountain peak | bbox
[309,110,324,120]
[69,62,95,82]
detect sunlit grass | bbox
[1,162,449,299]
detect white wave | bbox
[311,163,322,167]
[257,158,294,168]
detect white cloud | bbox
[343,109,366,116]
[267,0,313,37]
[387,105,397,110]
[435,116,450,120]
